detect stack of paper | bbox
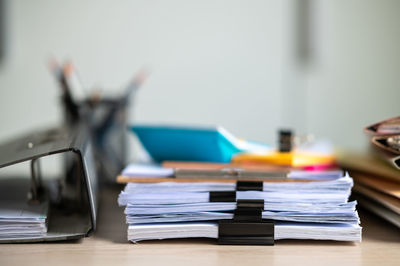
[0,201,48,241]
[118,173,361,243]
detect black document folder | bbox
[0,125,98,243]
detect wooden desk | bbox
[1,186,399,266]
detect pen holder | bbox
[89,98,128,183]
[63,96,129,183]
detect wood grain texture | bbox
[0,186,399,266]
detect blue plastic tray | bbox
[131,125,247,163]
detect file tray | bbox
[0,125,98,243]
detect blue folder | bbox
[131,125,269,163]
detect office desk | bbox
[1,186,399,266]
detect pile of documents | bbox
[0,201,48,241]
[0,177,49,242]
[118,165,361,243]
[339,116,400,228]
[118,125,361,243]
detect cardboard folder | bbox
[364,116,400,169]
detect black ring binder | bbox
[0,125,98,243]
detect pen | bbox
[48,58,80,123]
[96,69,148,140]
[63,61,88,102]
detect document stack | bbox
[118,165,361,244]
[118,125,361,244]
[0,177,48,242]
[0,201,48,241]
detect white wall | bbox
[0,0,399,158]
[306,0,400,149]
[0,0,285,148]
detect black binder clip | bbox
[216,180,274,246]
[236,180,263,191]
[218,199,274,245]
[279,129,293,152]
[209,191,236,202]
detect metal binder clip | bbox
[279,129,293,152]
[234,199,264,222]
[209,191,236,202]
[236,180,263,191]
[218,199,274,245]
[217,180,274,245]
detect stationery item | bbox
[49,59,148,182]
[131,125,271,163]
[95,69,148,139]
[117,161,344,183]
[0,125,98,243]
[173,168,288,180]
[121,163,174,177]
[347,169,400,228]
[354,183,400,215]
[354,193,400,228]
[232,152,336,168]
[350,170,400,199]
[278,129,292,152]
[370,136,400,169]
[48,58,80,124]
[338,116,400,228]
[0,179,49,241]
[86,70,146,174]
[365,116,400,135]
[118,173,361,244]
[128,222,362,243]
[338,150,400,183]
[0,201,48,240]
[232,138,337,168]
[163,161,291,172]
[364,116,400,169]
[63,61,87,102]
[387,136,400,151]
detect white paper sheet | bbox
[0,200,48,240]
[119,172,361,242]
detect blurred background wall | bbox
[0,0,399,155]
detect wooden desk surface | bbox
[1,185,400,266]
